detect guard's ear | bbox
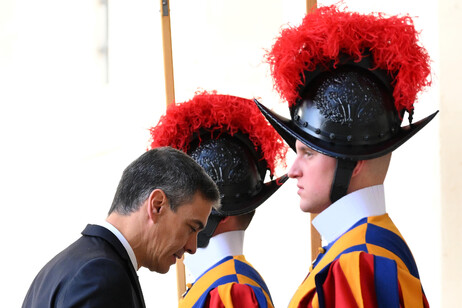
[351,160,365,178]
[147,189,169,222]
[219,216,231,224]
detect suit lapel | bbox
[82,224,146,308]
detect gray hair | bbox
[109,147,220,215]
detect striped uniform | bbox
[289,214,429,308]
[179,255,273,308]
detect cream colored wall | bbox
[1,0,458,307]
[439,0,462,306]
[0,0,168,305]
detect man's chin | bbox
[299,202,312,213]
[300,201,330,214]
[152,266,169,274]
[146,261,171,274]
[299,202,320,214]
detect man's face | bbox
[288,140,337,213]
[145,192,212,273]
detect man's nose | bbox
[185,234,198,255]
[288,159,301,178]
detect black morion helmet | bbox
[255,6,438,203]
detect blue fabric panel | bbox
[347,217,368,231]
[374,255,400,308]
[192,274,238,308]
[314,264,331,308]
[234,259,272,299]
[193,256,233,283]
[315,218,368,267]
[365,224,420,278]
[248,284,269,307]
[333,244,369,262]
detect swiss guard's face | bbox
[288,140,336,214]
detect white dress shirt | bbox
[99,221,138,271]
[312,185,387,244]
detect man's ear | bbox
[147,189,168,222]
[219,216,231,224]
[351,160,365,178]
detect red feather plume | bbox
[267,5,432,114]
[149,91,288,174]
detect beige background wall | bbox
[439,0,462,306]
[0,0,459,307]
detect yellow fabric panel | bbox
[367,214,404,239]
[216,283,236,308]
[236,273,259,286]
[179,255,273,308]
[233,255,247,263]
[338,252,364,308]
[311,293,320,308]
[288,214,424,307]
[288,223,368,307]
[366,242,424,307]
[234,256,273,306]
[235,274,273,307]
[179,258,236,307]
[397,266,425,308]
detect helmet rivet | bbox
[303,121,308,127]
[379,132,385,138]
[347,135,353,141]
[315,128,321,134]
[364,135,369,141]
[329,133,335,140]
[294,115,300,121]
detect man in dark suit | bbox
[22,147,221,308]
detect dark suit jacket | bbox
[22,224,146,308]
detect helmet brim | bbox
[198,174,288,248]
[216,174,289,216]
[254,99,438,160]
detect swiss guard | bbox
[254,5,437,308]
[149,92,288,308]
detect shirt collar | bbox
[183,230,244,280]
[100,220,138,271]
[312,185,386,244]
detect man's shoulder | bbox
[22,229,131,308]
[36,229,125,280]
[49,227,121,265]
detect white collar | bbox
[312,185,387,244]
[99,221,138,271]
[184,230,244,280]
